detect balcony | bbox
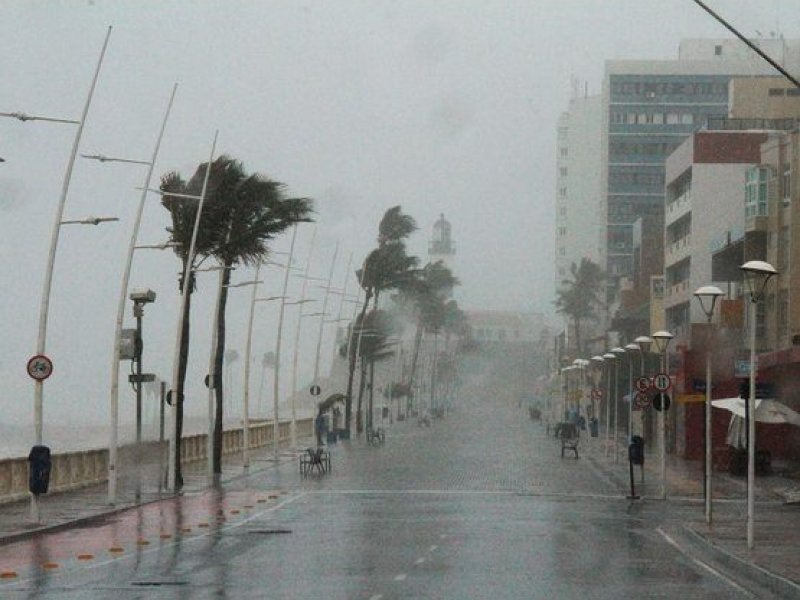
[666,190,691,226]
[666,234,691,265]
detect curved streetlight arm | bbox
[82,153,151,165]
[0,111,80,124]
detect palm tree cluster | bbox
[160,155,313,486]
[554,257,604,359]
[341,206,469,435]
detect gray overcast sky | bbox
[1,1,798,428]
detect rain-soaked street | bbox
[0,386,777,599]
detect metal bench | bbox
[366,427,385,446]
[300,447,331,477]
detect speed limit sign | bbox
[653,372,671,392]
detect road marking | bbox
[656,528,753,597]
[415,558,425,565]
[0,492,310,589]
[368,595,383,600]
[394,574,407,581]
[429,545,438,552]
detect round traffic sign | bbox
[633,392,650,409]
[591,388,603,400]
[653,393,671,412]
[635,376,651,393]
[27,355,53,381]
[653,372,671,392]
[310,384,321,397]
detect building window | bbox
[559,247,566,256]
[788,88,800,97]
[680,113,694,124]
[782,163,791,202]
[653,113,664,125]
[769,88,786,97]
[560,147,568,157]
[611,112,625,124]
[558,227,567,236]
[779,289,789,332]
[560,167,568,177]
[626,113,637,125]
[745,166,770,217]
[714,45,722,56]
[778,226,789,270]
[559,187,567,198]
[666,112,680,124]
[559,207,567,216]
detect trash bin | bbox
[382,407,389,419]
[337,428,350,441]
[628,435,644,466]
[589,418,599,438]
[326,430,338,444]
[28,445,51,495]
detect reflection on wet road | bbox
[0,392,758,598]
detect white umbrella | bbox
[712,398,800,426]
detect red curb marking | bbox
[0,571,18,579]
[42,562,59,570]
[77,554,94,561]
[109,547,124,553]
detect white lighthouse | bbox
[428,214,456,299]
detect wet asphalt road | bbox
[0,392,769,599]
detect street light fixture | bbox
[602,352,616,456]
[624,343,640,444]
[87,83,178,505]
[611,347,626,463]
[694,285,724,525]
[740,260,777,549]
[59,216,119,225]
[6,27,113,522]
[651,330,674,500]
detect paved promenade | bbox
[0,405,799,596]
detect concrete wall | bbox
[0,417,313,505]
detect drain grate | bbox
[131,581,189,587]
[247,529,292,535]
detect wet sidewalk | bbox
[585,433,800,596]
[0,440,307,544]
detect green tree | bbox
[161,156,312,483]
[554,258,604,358]
[345,206,418,435]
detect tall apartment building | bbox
[663,129,772,344]
[601,38,800,300]
[554,92,603,290]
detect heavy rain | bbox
[2,1,800,598]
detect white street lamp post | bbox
[290,227,318,448]
[652,330,674,500]
[624,343,640,443]
[590,355,605,441]
[313,243,340,390]
[693,285,724,525]
[602,353,615,456]
[272,225,299,461]
[167,131,218,491]
[611,347,626,463]
[96,83,177,505]
[6,27,113,522]
[740,260,777,549]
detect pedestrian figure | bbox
[315,410,326,447]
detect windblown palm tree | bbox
[161,155,312,481]
[554,258,604,358]
[344,206,418,435]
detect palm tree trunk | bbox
[212,263,232,474]
[356,357,367,434]
[175,272,194,490]
[408,322,424,390]
[573,316,582,358]
[368,356,375,430]
[345,290,371,436]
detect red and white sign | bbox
[591,388,603,400]
[635,376,651,393]
[653,372,671,392]
[27,355,53,381]
[633,392,651,409]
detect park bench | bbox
[300,447,331,477]
[366,427,386,446]
[559,423,580,459]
